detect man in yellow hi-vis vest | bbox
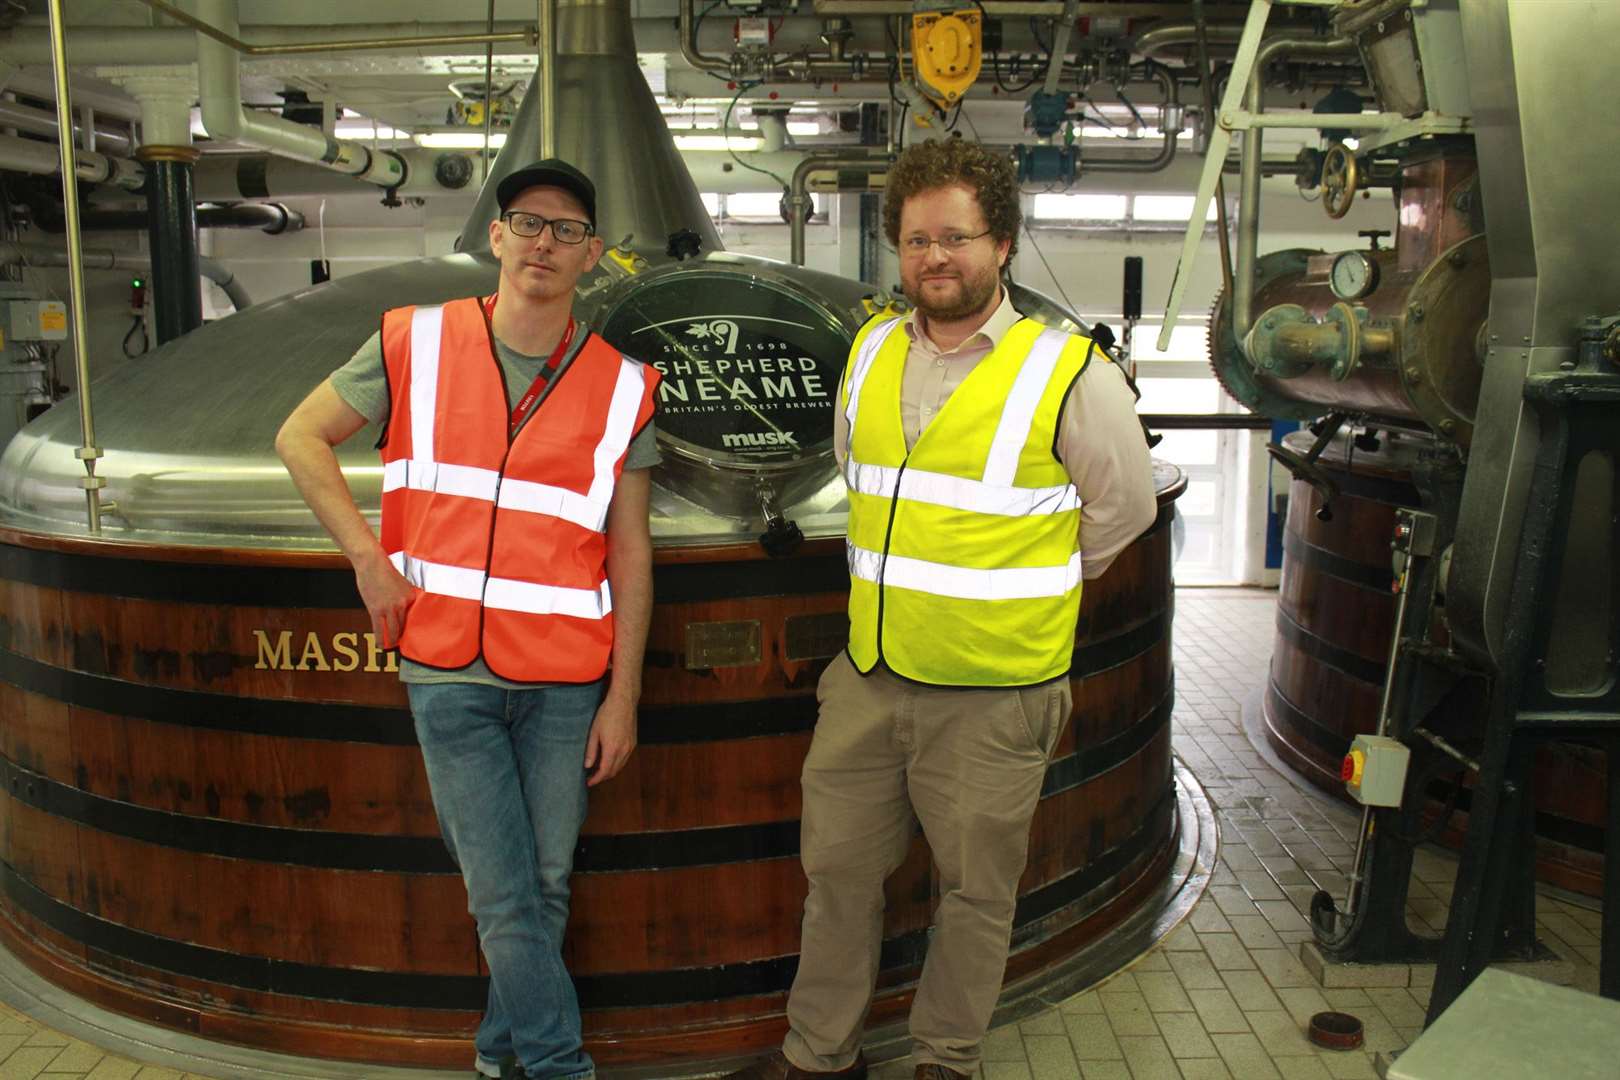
[727,141,1158,1080]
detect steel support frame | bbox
[1429,366,1620,1021]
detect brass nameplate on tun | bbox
[685,620,762,669]
[785,612,849,661]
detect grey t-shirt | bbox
[331,324,661,689]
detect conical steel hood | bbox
[457,0,720,258]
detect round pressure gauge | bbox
[1329,250,1380,301]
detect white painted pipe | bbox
[193,0,404,189]
[0,241,251,311]
[0,131,143,190]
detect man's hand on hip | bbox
[354,549,418,649]
[584,690,637,787]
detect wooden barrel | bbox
[1264,430,1606,897]
[0,468,1182,1070]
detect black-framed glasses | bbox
[898,228,993,256]
[502,211,594,245]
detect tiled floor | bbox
[0,588,1603,1080]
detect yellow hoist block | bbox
[910,10,982,106]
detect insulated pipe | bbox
[142,152,202,342]
[77,202,305,235]
[191,150,476,200]
[0,100,134,156]
[0,132,144,190]
[193,0,405,189]
[0,241,251,311]
[1232,35,1356,342]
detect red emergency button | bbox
[1341,749,1366,786]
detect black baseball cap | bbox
[495,158,597,227]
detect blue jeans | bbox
[408,680,601,1080]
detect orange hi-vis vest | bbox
[378,295,659,683]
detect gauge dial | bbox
[1329,251,1380,301]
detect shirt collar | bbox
[904,288,1022,355]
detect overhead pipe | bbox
[0,100,134,156]
[1082,62,1181,173]
[0,22,548,64]
[134,2,534,57]
[0,132,144,190]
[75,203,305,235]
[191,149,478,201]
[193,0,406,190]
[1232,35,1357,342]
[0,241,251,311]
[789,150,891,265]
[1133,22,1244,64]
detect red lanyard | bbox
[485,294,577,439]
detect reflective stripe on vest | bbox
[378,297,657,681]
[846,540,1082,600]
[841,313,1092,687]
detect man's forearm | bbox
[276,430,387,569]
[604,536,653,703]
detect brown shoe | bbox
[723,1050,868,1080]
[914,1065,971,1080]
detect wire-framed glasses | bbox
[898,228,993,256]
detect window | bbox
[1031,193,1129,222]
[1030,193,1228,231]
[703,191,827,225]
[1132,195,1218,222]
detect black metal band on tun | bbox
[1265,681,1360,762]
[1072,609,1168,679]
[0,674,1167,873]
[1299,463,1421,507]
[1041,689,1172,798]
[0,786,1171,1011]
[0,541,851,609]
[0,598,1166,750]
[1283,529,1395,593]
[1274,608,1387,687]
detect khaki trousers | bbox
[782,653,1071,1076]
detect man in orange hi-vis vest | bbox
[276,159,659,1080]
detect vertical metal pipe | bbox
[482,0,495,180]
[45,0,104,534]
[142,152,202,343]
[1192,0,1235,304]
[858,102,882,284]
[539,0,556,159]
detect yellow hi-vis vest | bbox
[841,314,1097,687]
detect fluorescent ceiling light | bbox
[415,131,508,149]
[334,121,412,140]
[674,135,761,151]
[786,121,821,136]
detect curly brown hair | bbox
[883,138,1021,264]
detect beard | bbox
[902,261,1002,322]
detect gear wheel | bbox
[1206,288,1251,407]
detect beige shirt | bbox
[833,290,1158,580]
